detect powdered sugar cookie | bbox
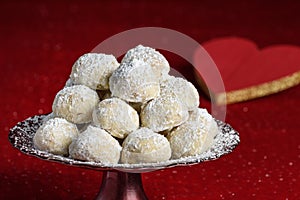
[109,59,160,103]
[187,108,218,152]
[52,85,99,124]
[70,53,119,90]
[69,125,121,164]
[160,75,199,111]
[167,108,218,159]
[140,95,189,132]
[92,98,139,139]
[33,118,79,156]
[121,45,170,78]
[121,127,171,164]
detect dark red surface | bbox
[1,1,300,199]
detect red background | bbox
[1,0,299,199]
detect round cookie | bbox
[92,98,139,139]
[140,95,189,132]
[52,85,99,124]
[167,108,219,159]
[121,45,170,78]
[69,125,121,164]
[187,108,219,152]
[33,118,79,156]
[160,75,199,111]
[121,127,171,164]
[109,59,160,103]
[70,53,119,90]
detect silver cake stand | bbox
[9,114,240,200]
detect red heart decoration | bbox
[195,37,300,104]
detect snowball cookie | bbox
[167,108,219,159]
[92,98,139,139]
[121,45,170,78]
[140,95,189,132]
[33,118,79,156]
[69,125,121,164]
[70,53,119,90]
[187,108,219,152]
[109,59,160,102]
[52,85,99,124]
[121,127,171,164]
[160,76,199,111]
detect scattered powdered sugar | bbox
[9,114,239,173]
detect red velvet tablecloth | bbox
[1,1,299,199]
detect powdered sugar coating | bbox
[109,59,160,103]
[121,127,171,164]
[141,95,189,132]
[167,108,219,159]
[160,75,199,111]
[70,53,119,90]
[43,112,90,133]
[69,125,121,164]
[52,85,99,124]
[33,118,79,156]
[167,122,206,159]
[188,108,219,152]
[92,98,139,139]
[188,108,212,122]
[121,45,170,78]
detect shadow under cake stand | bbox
[9,114,240,200]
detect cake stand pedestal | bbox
[97,171,147,200]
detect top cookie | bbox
[121,45,170,78]
[70,53,119,90]
[109,59,160,103]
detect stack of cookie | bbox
[33,45,218,165]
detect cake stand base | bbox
[96,171,148,200]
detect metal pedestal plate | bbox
[9,114,240,200]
